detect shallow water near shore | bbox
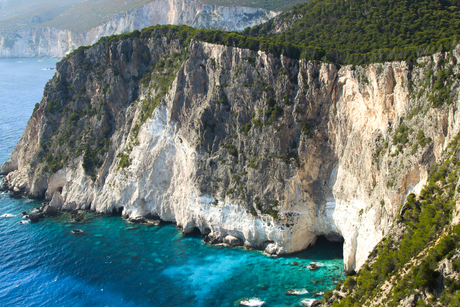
[0,58,344,306]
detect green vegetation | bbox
[32,103,40,116]
[82,146,103,180]
[131,51,186,139]
[63,45,91,60]
[55,0,460,69]
[201,0,308,11]
[246,0,460,63]
[326,132,460,306]
[45,99,60,113]
[117,152,132,170]
[428,65,456,107]
[222,142,238,157]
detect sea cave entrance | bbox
[111,206,124,216]
[288,234,344,262]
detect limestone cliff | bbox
[2,35,460,275]
[0,0,277,58]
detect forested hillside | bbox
[246,0,460,52]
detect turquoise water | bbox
[0,58,344,306]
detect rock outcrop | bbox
[2,35,460,274]
[0,0,278,58]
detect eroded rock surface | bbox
[3,37,460,274]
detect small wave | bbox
[1,213,15,217]
[237,297,265,306]
[285,288,309,295]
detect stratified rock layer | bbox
[3,37,460,274]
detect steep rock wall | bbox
[2,37,460,274]
[0,0,277,58]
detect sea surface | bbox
[0,58,344,307]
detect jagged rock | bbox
[62,201,77,211]
[49,192,64,210]
[223,235,243,247]
[244,240,254,250]
[264,243,278,255]
[43,205,59,217]
[299,299,321,307]
[28,213,40,223]
[308,263,319,271]
[2,34,460,275]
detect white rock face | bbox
[3,39,460,275]
[0,0,278,58]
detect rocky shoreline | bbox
[2,35,460,276]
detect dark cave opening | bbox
[286,234,344,261]
[183,227,203,238]
[111,206,124,216]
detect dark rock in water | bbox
[257,284,269,290]
[21,211,27,215]
[203,234,222,245]
[71,229,84,234]
[308,263,319,271]
[210,237,222,245]
[202,227,211,236]
[223,235,243,247]
[300,299,322,307]
[43,205,59,216]
[129,217,147,224]
[74,214,84,222]
[28,213,40,223]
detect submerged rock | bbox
[43,205,59,217]
[28,213,40,223]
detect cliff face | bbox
[0,0,278,58]
[2,36,460,274]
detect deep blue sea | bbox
[0,58,344,307]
